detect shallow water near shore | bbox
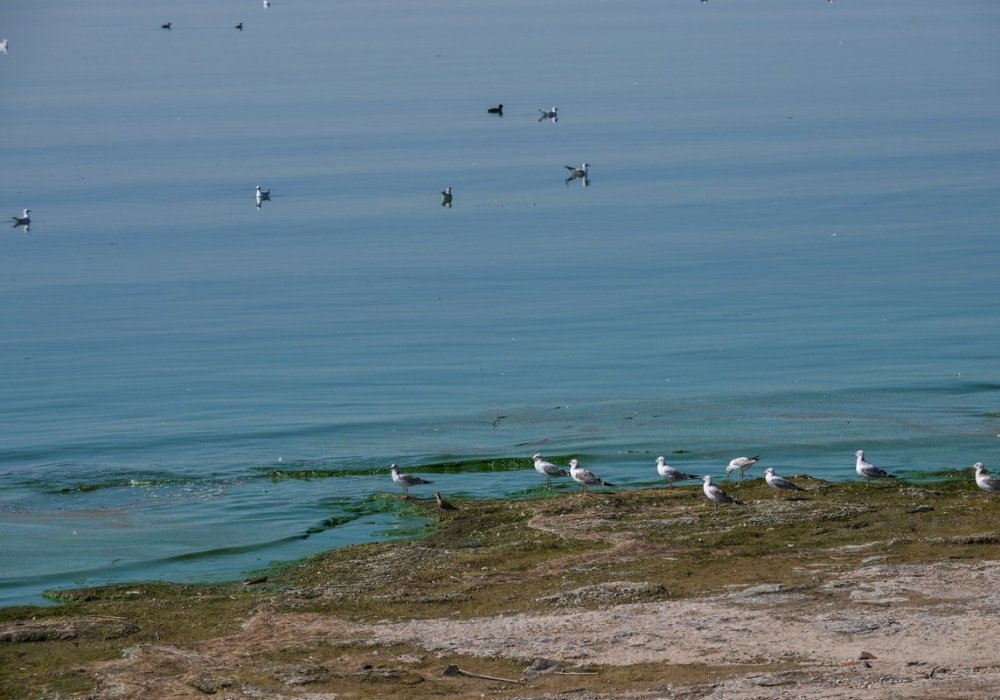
[1,0,998,606]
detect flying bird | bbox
[390,464,433,498]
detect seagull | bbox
[564,163,590,185]
[702,475,744,507]
[11,208,30,230]
[855,450,898,482]
[0,39,8,54]
[973,463,999,501]
[390,464,432,498]
[263,0,271,7]
[235,22,244,30]
[532,454,569,488]
[569,459,615,491]
[161,22,171,30]
[487,104,503,115]
[538,106,558,122]
[441,186,452,207]
[255,185,270,209]
[726,455,760,481]
[655,456,699,486]
[764,467,806,496]
[435,491,458,510]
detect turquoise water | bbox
[1,0,998,606]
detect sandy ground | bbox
[85,558,1000,698]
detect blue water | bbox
[1,0,998,606]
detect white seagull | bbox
[726,455,760,481]
[11,208,30,230]
[390,464,433,498]
[764,467,806,496]
[973,462,999,501]
[655,456,699,486]
[538,106,558,122]
[532,454,568,488]
[255,185,270,209]
[702,475,744,507]
[569,459,615,491]
[855,450,898,482]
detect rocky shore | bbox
[3,475,999,698]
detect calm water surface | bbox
[1,0,998,605]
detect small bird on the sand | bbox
[702,475,744,507]
[855,450,897,483]
[435,491,458,510]
[441,186,452,207]
[487,103,503,115]
[532,454,569,488]
[726,455,760,481]
[569,459,615,491]
[655,456,699,486]
[973,462,999,501]
[764,467,806,496]
[390,464,433,498]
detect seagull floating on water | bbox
[235,22,244,31]
[161,22,171,30]
[702,475,744,507]
[655,456,699,486]
[973,462,999,501]
[255,185,270,209]
[569,459,615,491]
[538,106,558,122]
[564,162,590,186]
[441,186,453,208]
[390,464,433,498]
[11,208,30,231]
[532,454,569,488]
[487,103,503,115]
[855,450,898,482]
[726,455,760,481]
[764,467,806,496]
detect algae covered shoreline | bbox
[3,474,1000,698]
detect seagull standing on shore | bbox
[973,462,999,501]
[655,456,699,486]
[532,454,568,488]
[11,208,30,231]
[702,475,744,507]
[569,459,615,491]
[390,464,433,498]
[855,450,897,483]
[726,455,760,482]
[764,467,806,496]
